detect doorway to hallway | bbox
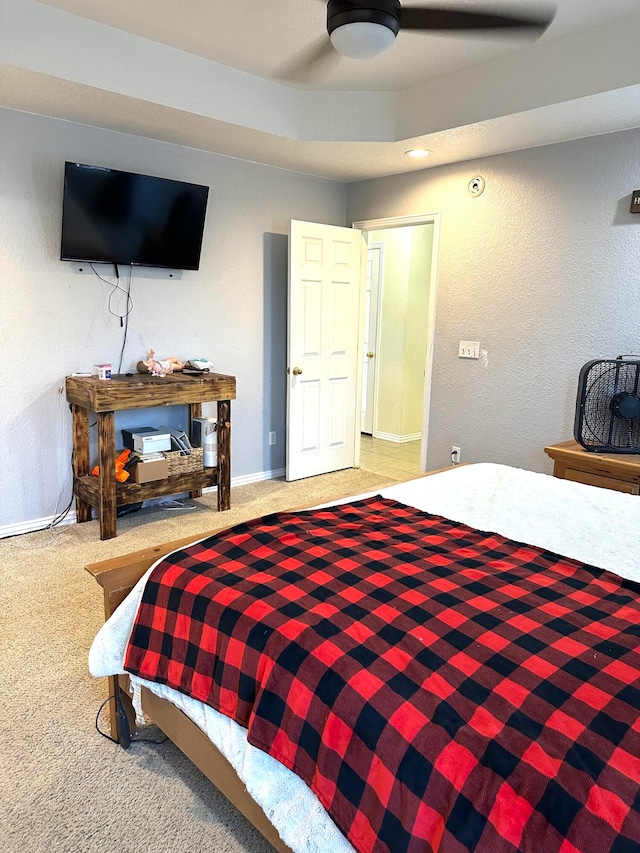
[353,214,439,476]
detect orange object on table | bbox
[91,448,131,482]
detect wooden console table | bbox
[66,372,236,540]
[544,439,640,495]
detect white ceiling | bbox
[2,0,640,180]
[36,0,640,92]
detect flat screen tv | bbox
[60,162,209,270]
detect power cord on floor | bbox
[95,695,119,744]
[95,694,168,747]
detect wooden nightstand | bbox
[544,440,640,495]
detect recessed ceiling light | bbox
[405,149,431,159]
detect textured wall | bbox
[347,128,640,473]
[0,108,346,530]
[5,108,640,531]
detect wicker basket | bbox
[162,446,204,476]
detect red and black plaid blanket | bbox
[124,497,640,853]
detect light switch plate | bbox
[459,341,480,359]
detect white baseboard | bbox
[0,467,287,540]
[0,510,78,540]
[203,467,286,492]
[372,431,422,444]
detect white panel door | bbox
[287,220,364,481]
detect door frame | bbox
[352,212,441,474]
[362,241,384,437]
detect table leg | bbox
[97,411,117,540]
[189,402,203,499]
[71,403,92,523]
[217,400,231,511]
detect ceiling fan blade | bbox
[399,5,555,33]
[274,35,341,83]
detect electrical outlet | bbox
[269,431,276,446]
[451,446,461,465]
[458,341,480,359]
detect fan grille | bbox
[576,360,640,451]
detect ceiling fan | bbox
[278,1,556,81]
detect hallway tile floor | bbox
[360,434,422,480]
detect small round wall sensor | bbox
[468,176,485,197]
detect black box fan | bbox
[574,356,640,452]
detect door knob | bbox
[292,366,303,376]
[366,352,375,359]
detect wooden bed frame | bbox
[86,523,295,853]
[85,469,452,852]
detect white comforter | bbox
[89,462,640,853]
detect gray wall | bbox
[4,106,640,532]
[0,108,346,532]
[348,129,640,473]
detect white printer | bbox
[121,427,172,454]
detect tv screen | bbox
[60,162,209,270]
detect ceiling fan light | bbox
[330,22,397,59]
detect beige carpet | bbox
[0,469,393,853]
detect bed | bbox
[87,463,640,853]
